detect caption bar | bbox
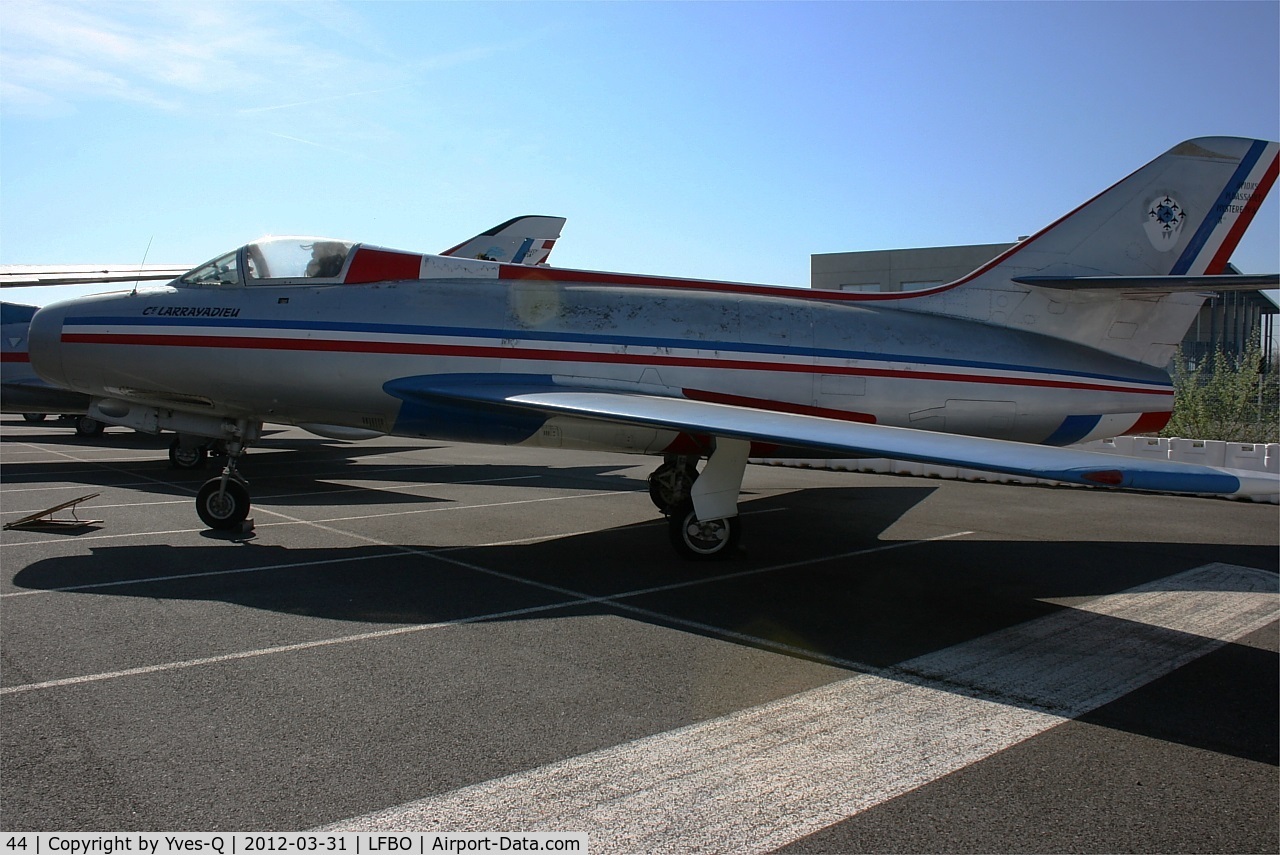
[3,835,587,855]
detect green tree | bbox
[1160,343,1278,443]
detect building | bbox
[811,243,1278,368]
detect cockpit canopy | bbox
[181,237,356,287]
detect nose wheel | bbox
[196,478,250,529]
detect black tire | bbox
[667,500,741,560]
[169,440,208,470]
[22,413,46,422]
[74,417,105,437]
[196,479,251,530]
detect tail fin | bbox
[440,215,566,266]
[903,137,1279,367]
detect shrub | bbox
[1160,343,1279,443]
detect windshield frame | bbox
[179,248,244,288]
[178,237,357,288]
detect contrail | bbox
[240,82,415,114]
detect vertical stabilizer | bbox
[440,215,566,266]
[900,137,1279,367]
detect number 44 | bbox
[6,839,28,852]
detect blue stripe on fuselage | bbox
[66,314,1171,391]
[1043,414,1102,446]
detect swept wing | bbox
[387,375,1278,499]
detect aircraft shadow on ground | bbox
[10,485,1277,765]
[0,434,643,508]
[0,428,432,466]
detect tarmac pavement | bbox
[2,417,1276,852]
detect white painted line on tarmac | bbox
[0,475,541,519]
[0,483,134,495]
[0,488,641,549]
[0,550,408,598]
[0,528,972,692]
[0,601,573,696]
[319,563,1279,854]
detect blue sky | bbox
[2,0,1277,303]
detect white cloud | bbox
[0,0,392,115]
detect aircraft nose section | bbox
[28,303,68,389]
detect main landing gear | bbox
[194,420,258,530]
[169,435,226,469]
[667,500,743,559]
[647,456,699,514]
[649,439,750,561]
[20,413,104,436]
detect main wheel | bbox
[648,460,699,514]
[196,478,251,530]
[667,501,742,560]
[74,417,105,437]
[22,413,46,422]
[169,439,208,469]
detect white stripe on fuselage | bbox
[60,320,1173,397]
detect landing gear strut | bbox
[195,420,258,530]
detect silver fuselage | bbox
[28,275,1172,455]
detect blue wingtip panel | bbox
[1125,469,1241,495]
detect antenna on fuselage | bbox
[131,237,154,296]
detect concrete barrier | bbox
[1167,438,1228,468]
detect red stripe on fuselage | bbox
[1,351,30,363]
[659,432,780,457]
[496,264,954,302]
[60,333,1173,396]
[682,388,878,423]
[1126,411,1173,434]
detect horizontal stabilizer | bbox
[1013,273,1279,291]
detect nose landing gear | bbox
[194,420,258,530]
[196,477,250,529]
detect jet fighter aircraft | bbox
[1,302,95,425]
[26,138,1280,558]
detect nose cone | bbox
[28,302,68,389]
